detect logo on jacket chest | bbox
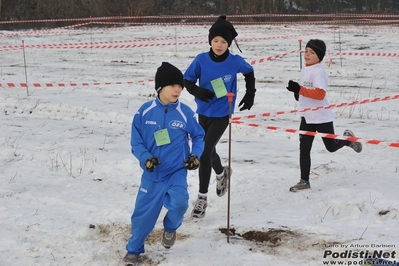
[223,75,233,83]
[169,120,186,129]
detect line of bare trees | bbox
[1,0,398,22]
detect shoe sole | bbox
[344,129,362,153]
[124,257,148,266]
[216,166,232,197]
[125,263,139,266]
[124,254,147,266]
[289,185,310,192]
[289,187,310,192]
[191,212,206,218]
[351,142,362,153]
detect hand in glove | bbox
[184,79,214,102]
[145,156,160,172]
[286,80,300,94]
[191,87,215,102]
[184,154,200,170]
[238,92,254,111]
[294,93,299,101]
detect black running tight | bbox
[299,117,349,181]
[198,115,229,194]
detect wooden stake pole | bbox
[226,92,235,243]
[22,40,29,96]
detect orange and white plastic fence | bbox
[231,119,399,148]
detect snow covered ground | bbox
[1,22,398,266]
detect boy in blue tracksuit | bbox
[124,62,205,265]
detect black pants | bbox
[198,115,229,194]
[299,117,349,181]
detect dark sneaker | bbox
[343,129,362,153]
[216,166,232,197]
[289,179,310,192]
[161,230,176,249]
[123,253,141,266]
[191,196,207,218]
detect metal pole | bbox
[22,40,29,96]
[298,39,302,70]
[338,25,342,67]
[226,92,234,243]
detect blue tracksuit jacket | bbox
[184,51,254,118]
[131,97,204,179]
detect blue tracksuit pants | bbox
[126,171,189,254]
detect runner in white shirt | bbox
[286,39,363,192]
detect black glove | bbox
[145,156,160,172]
[184,154,200,170]
[192,87,214,102]
[286,80,300,94]
[239,71,256,111]
[184,79,215,102]
[294,93,299,101]
[238,92,254,111]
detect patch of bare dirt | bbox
[89,222,191,265]
[90,222,345,263]
[219,226,345,257]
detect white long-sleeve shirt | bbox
[298,63,334,124]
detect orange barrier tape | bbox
[232,120,399,149]
[232,94,399,121]
[0,34,205,50]
[0,80,152,88]
[0,34,307,52]
[250,50,298,65]
[330,51,399,57]
[0,41,209,52]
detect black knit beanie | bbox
[154,62,184,93]
[208,15,238,47]
[306,39,326,61]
